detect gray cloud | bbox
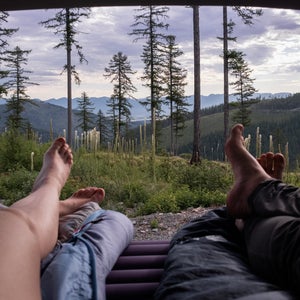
[4,6,300,99]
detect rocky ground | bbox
[130,206,214,241]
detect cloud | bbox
[3,6,300,99]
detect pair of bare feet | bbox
[226,124,285,218]
[32,137,105,218]
[30,125,285,229]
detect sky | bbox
[3,6,300,101]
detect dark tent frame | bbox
[1,0,300,11]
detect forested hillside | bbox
[0,93,300,168]
[0,100,94,140]
[159,93,300,168]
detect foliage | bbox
[0,131,44,171]
[163,35,188,155]
[0,168,36,206]
[103,52,137,140]
[139,188,179,214]
[40,7,91,144]
[2,120,300,216]
[130,5,170,162]
[174,160,232,192]
[39,8,90,67]
[218,6,262,158]
[96,109,111,147]
[0,11,18,97]
[228,50,257,127]
[3,46,38,131]
[75,91,95,133]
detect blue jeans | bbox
[41,209,134,300]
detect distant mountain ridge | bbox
[0,92,292,139]
[0,92,291,121]
[43,92,291,120]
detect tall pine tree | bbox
[104,51,137,141]
[130,6,169,155]
[163,35,188,155]
[96,109,110,147]
[4,46,38,131]
[75,91,95,133]
[220,6,262,159]
[228,50,257,127]
[40,8,91,145]
[0,11,18,96]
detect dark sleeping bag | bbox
[154,207,296,300]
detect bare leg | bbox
[0,137,72,300]
[225,124,271,218]
[59,187,105,217]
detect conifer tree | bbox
[163,35,188,155]
[75,91,95,133]
[104,51,137,141]
[0,11,18,96]
[4,46,38,131]
[96,109,110,147]
[228,50,257,127]
[40,8,91,145]
[220,6,262,159]
[130,5,169,157]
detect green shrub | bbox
[173,185,200,210]
[150,218,159,229]
[0,168,36,205]
[0,132,46,173]
[175,160,232,193]
[193,189,227,207]
[156,156,188,183]
[139,189,179,215]
[120,182,150,208]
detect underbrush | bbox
[1,136,299,215]
[0,141,233,215]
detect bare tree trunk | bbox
[223,6,229,161]
[66,8,72,146]
[190,5,201,164]
[170,90,174,155]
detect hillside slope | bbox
[159,93,300,167]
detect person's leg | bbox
[82,210,134,299]
[41,209,134,300]
[226,124,300,218]
[58,188,105,242]
[225,124,272,218]
[226,124,300,294]
[59,187,105,217]
[244,215,300,293]
[235,152,286,230]
[0,137,72,300]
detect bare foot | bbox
[32,137,73,195]
[59,187,105,216]
[226,124,272,218]
[235,151,286,230]
[257,152,285,180]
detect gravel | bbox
[130,206,213,241]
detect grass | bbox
[1,133,300,216]
[0,137,232,215]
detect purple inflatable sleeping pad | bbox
[105,240,170,300]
